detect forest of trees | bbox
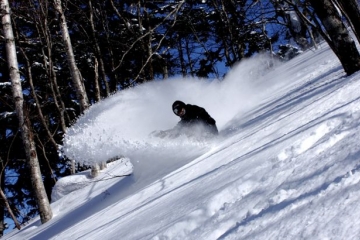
[0,0,359,235]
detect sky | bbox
[4,41,360,240]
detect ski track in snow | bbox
[5,42,360,240]
[142,48,360,240]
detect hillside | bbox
[4,42,360,240]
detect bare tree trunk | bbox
[111,0,184,83]
[94,57,101,102]
[309,0,360,75]
[334,0,360,44]
[54,0,89,112]
[19,47,59,150]
[46,47,69,132]
[185,40,195,77]
[31,0,68,133]
[177,36,186,77]
[163,58,168,79]
[70,160,76,175]
[101,1,122,89]
[0,188,21,231]
[142,5,154,81]
[91,164,100,178]
[31,0,73,173]
[54,0,94,175]
[0,170,16,236]
[12,10,60,150]
[100,162,107,170]
[291,4,319,49]
[88,0,110,97]
[1,0,53,224]
[210,0,240,65]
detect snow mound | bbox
[51,158,132,202]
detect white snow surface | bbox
[5,43,360,240]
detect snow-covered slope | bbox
[5,43,360,240]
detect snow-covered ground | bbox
[5,42,360,240]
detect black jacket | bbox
[175,104,218,135]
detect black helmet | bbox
[172,100,185,115]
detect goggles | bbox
[173,107,185,116]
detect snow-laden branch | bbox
[0,82,11,86]
[0,111,16,120]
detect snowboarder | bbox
[152,100,218,139]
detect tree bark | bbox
[91,164,99,178]
[309,0,360,75]
[0,188,21,231]
[334,0,360,44]
[94,57,101,102]
[1,0,53,224]
[54,0,94,175]
[54,0,90,112]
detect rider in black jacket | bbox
[171,100,218,136]
[151,100,218,139]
